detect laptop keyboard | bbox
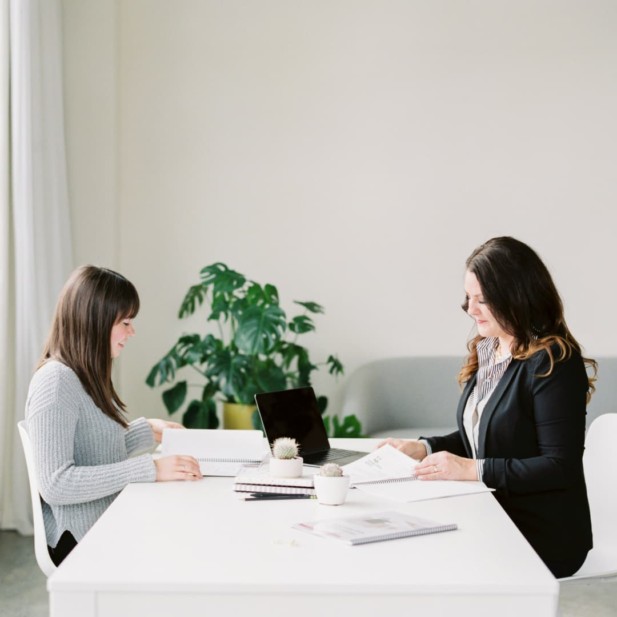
[303,448,362,465]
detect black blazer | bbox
[426,347,592,567]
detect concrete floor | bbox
[1,529,616,616]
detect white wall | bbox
[61,0,617,422]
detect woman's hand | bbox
[147,418,184,443]
[414,451,477,481]
[376,438,427,461]
[154,455,203,482]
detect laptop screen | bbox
[254,387,331,456]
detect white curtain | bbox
[0,0,73,533]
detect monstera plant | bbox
[146,262,362,437]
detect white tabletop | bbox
[48,439,559,617]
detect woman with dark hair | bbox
[380,237,595,578]
[25,266,202,566]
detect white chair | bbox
[17,420,57,577]
[560,413,617,580]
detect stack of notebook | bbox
[233,467,316,498]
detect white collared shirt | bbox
[463,337,512,478]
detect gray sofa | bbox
[340,356,617,439]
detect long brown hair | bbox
[38,265,140,427]
[458,237,596,400]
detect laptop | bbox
[254,386,366,466]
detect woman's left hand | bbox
[414,451,477,481]
[147,419,185,443]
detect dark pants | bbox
[47,530,78,567]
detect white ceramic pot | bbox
[269,456,303,478]
[313,475,351,505]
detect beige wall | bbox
[61,0,617,421]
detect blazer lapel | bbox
[456,376,476,457]
[476,360,520,456]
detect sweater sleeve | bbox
[26,365,157,507]
[126,417,155,455]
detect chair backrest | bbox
[340,357,464,436]
[564,413,617,579]
[584,413,617,551]
[586,357,617,428]
[17,421,57,577]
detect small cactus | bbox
[271,437,299,460]
[319,463,344,477]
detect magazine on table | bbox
[293,510,457,545]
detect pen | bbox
[244,493,316,501]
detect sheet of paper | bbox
[341,444,418,485]
[355,479,493,503]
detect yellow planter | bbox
[223,403,257,430]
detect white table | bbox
[47,439,559,617]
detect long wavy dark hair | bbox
[38,265,140,427]
[459,237,596,399]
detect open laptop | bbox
[254,386,366,466]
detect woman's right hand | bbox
[376,438,427,461]
[154,455,203,481]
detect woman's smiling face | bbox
[464,270,511,342]
[110,317,135,358]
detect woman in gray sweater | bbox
[26,265,203,566]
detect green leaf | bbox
[206,350,250,402]
[263,284,279,305]
[182,398,219,429]
[252,411,265,433]
[146,354,178,387]
[251,359,287,395]
[234,305,286,355]
[175,334,207,365]
[179,283,208,319]
[200,263,246,295]
[162,381,187,414]
[294,300,324,314]
[328,414,364,438]
[289,315,315,334]
[316,395,328,414]
[326,354,344,376]
[278,342,317,387]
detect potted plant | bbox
[269,437,303,478]
[313,463,350,505]
[146,262,361,435]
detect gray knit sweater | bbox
[25,360,157,547]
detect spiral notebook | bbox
[234,483,316,496]
[293,510,457,545]
[161,429,268,476]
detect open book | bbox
[161,429,268,476]
[293,510,457,545]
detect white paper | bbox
[341,444,418,485]
[341,444,493,503]
[161,429,269,476]
[356,479,493,503]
